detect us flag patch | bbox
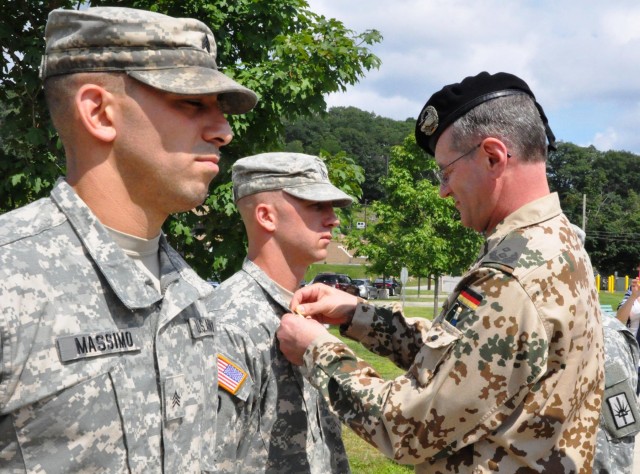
[217,354,248,395]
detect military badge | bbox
[606,392,636,430]
[458,288,482,311]
[202,34,211,52]
[419,105,439,136]
[444,287,482,327]
[217,353,248,395]
[164,374,187,421]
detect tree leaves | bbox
[345,135,483,280]
[1,0,381,279]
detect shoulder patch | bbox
[481,232,529,273]
[217,353,248,395]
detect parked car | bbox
[374,278,400,296]
[311,272,360,296]
[352,278,377,299]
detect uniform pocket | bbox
[410,323,461,386]
[15,372,128,473]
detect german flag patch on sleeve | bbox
[458,287,482,311]
[217,353,248,395]
[444,286,483,327]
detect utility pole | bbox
[363,199,368,236]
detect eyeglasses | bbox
[432,143,481,187]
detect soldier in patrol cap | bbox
[277,71,605,472]
[209,152,352,473]
[571,226,640,472]
[594,313,640,472]
[0,7,256,472]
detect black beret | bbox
[415,71,556,156]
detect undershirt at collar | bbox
[105,225,161,293]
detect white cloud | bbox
[591,128,618,152]
[307,0,640,154]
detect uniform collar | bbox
[483,193,562,256]
[49,179,208,309]
[241,258,293,312]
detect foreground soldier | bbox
[277,72,604,472]
[211,153,351,472]
[0,7,256,472]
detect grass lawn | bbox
[328,326,414,473]
[598,290,624,309]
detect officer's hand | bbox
[277,314,328,366]
[290,283,359,326]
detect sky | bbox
[306,0,640,155]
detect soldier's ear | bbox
[75,84,116,143]
[481,137,509,177]
[255,202,276,233]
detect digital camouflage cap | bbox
[232,153,354,207]
[40,7,258,114]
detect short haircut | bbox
[449,94,548,163]
[43,72,126,139]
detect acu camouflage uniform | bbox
[209,259,349,473]
[0,180,219,472]
[302,193,604,473]
[593,316,640,474]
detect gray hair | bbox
[449,94,548,162]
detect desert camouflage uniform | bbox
[209,259,349,473]
[0,180,218,473]
[303,193,604,473]
[593,316,640,473]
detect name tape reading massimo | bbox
[57,328,142,362]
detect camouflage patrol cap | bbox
[415,71,556,156]
[40,7,257,114]
[232,153,354,207]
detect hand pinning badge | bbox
[294,306,312,319]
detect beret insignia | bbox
[419,105,439,136]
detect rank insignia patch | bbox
[217,354,248,395]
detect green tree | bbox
[0,0,381,279]
[345,135,483,291]
[547,142,640,275]
[285,106,414,201]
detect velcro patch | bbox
[457,287,482,311]
[444,287,483,327]
[57,328,141,362]
[188,316,215,339]
[217,354,248,395]
[164,374,187,421]
[606,392,636,430]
